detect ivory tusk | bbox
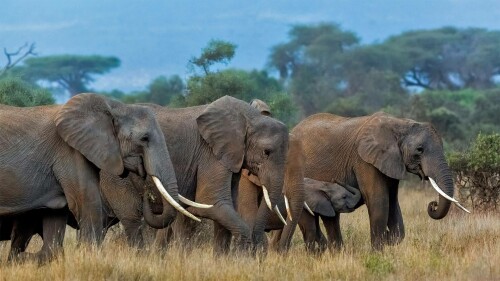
[274,205,287,225]
[284,195,292,221]
[178,195,213,209]
[454,201,471,214]
[152,176,201,222]
[428,177,458,203]
[303,201,314,216]
[262,185,273,211]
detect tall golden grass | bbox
[1,186,499,281]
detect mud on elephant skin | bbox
[292,111,469,250]
[99,96,289,255]
[0,93,187,262]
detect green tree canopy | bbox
[15,55,120,96]
[382,27,500,90]
[190,40,237,75]
[268,23,360,115]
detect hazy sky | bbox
[3,0,500,92]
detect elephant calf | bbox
[298,179,360,254]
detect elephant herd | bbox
[0,93,469,263]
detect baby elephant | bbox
[299,179,361,253]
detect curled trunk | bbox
[425,160,453,220]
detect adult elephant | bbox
[292,112,469,250]
[0,93,195,261]
[237,134,305,253]
[99,96,289,254]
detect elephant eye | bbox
[140,134,149,142]
[416,146,424,154]
[264,149,271,157]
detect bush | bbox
[449,133,500,211]
[0,77,54,106]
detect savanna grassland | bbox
[0,186,498,281]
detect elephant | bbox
[297,180,360,253]
[291,112,469,250]
[0,93,195,262]
[236,133,305,253]
[98,96,289,255]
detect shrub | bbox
[0,77,54,106]
[449,133,500,211]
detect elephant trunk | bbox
[252,173,285,251]
[142,143,199,227]
[277,184,304,252]
[143,192,176,229]
[424,158,454,220]
[344,184,361,209]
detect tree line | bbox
[1,23,499,149]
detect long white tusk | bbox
[284,195,292,221]
[428,177,458,203]
[178,195,213,209]
[152,176,201,222]
[303,201,314,216]
[454,201,471,214]
[262,185,273,211]
[274,205,287,225]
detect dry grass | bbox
[1,187,499,281]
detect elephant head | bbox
[303,179,361,217]
[55,93,198,228]
[357,112,467,220]
[196,96,289,240]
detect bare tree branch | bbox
[0,42,37,76]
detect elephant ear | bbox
[304,179,336,217]
[196,96,247,172]
[357,112,406,180]
[55,93,124,176]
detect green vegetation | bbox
[12,55,120,97]
[4,23,499,160]
[0,77,54,106]
[449,133,500,211]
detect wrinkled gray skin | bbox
[0,93,179,262]
[297,180,360,253]
[237,134,305,254]
[99,96,289,255]
[292,112,455,250]
[233,98,304,254]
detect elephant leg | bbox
[170,215,199,252]
[8,217,37,262]
[322,215,343,251]
[154,228,170,250]
[364,189,390,251]
[210,203,252,255]
[36,209,67,263]
[317,228,328,254]
[298,211,317,253]
[213,221,231,256]
[356,165,391,251]
[268,230,282,252]
[59,155,105,245]
[315,216,327,254]
[387,188,405,245]
[121,218,144,248]
[236,176,260,230]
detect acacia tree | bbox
[189,39,236,75]
[17,55,120,96]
